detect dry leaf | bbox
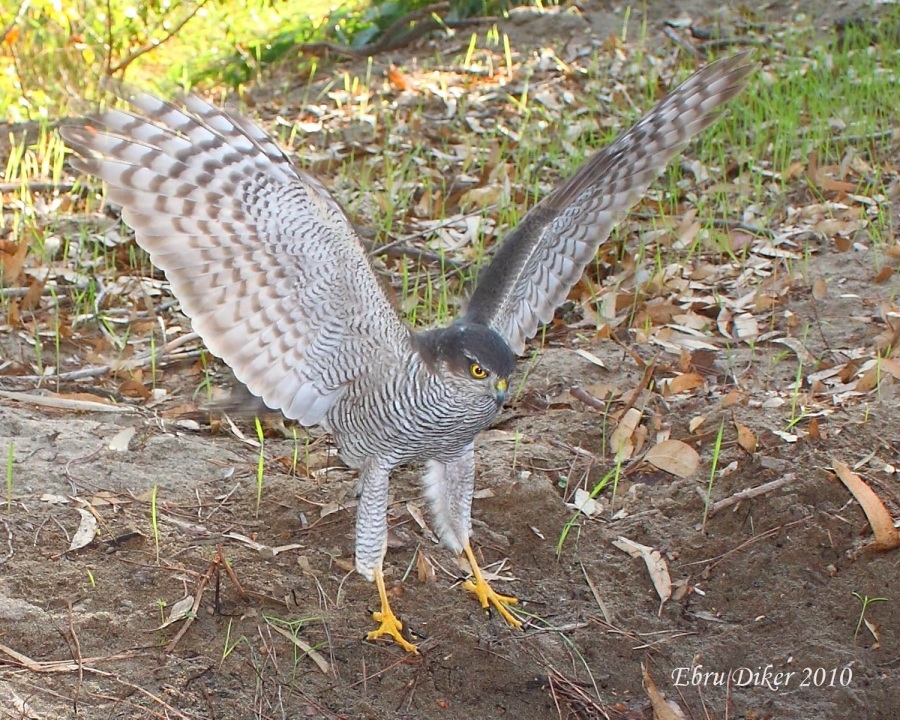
[266,619,332,675]
[834,235,852,252]
[572,347,607,368]
[21,277,45,311]
[808,417,822,441]
[157,596,194,630]
[735,422,757,453]
[689,415,706,433]
[332,556,355,573]
[119,379,151,399]
[642,663,686,720]
[387,64,412,91]
[863,618,881,649]
[0,238,29,284]
[611,408,642,460]
[69,509,98,551]
[320,502,342,519]
[832,459,900,550]
[812,277,828,299]
[406,502,428,531]
[613,536,672,611]
[664,372,705,395]
[416,549,435,583]
[644,440,700,478]
[734,313,759,341]
[879,358,900,379]
[569,488,603,517]
[721,389,745,408]
[108,426,136,452]
[855,365,881,393]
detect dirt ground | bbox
[2,2,899,719]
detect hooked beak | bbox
[494,377,508,406]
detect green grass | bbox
[852,591,888,641]
[556,459,622,558]
[701,420,725,534]
[254,417,266,517]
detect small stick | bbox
[707,473,795,516]
[162,546,244,657]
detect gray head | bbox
[416,322,516,406]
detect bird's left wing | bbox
[464,53,754,354]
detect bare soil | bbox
[2,2,899,719]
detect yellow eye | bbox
[469,362,488,379]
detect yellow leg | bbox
[461,543,522,629]
[366,567,419,654]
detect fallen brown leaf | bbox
[613,537,672,611]
[735,421,757,453]
[644,439,700,478]
[832,459,900,550]
[664,372,705,395]
[642,662,686,720]
[0,238,29,284]
[611,407,642,460]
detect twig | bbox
[107,0,211,74]
[705,472,795,516]
[569,386,607,411]
[681,516,811,570]
[66,601,85,711]
[842,128,899,143]
[215,543,247,599]
[3,343,204,383]
[361,237,464,270]
[630,211,774,239]
[547,666,611,720]
[580,562,611,624]
[662,26,705,59]
[0,390,140,413]
[709,217,775,239]
[103,0,113,74]
[0,642,141,672]
[161,546,244,657]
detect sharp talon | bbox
[462,578,523,629]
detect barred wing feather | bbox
[465,53,754,354]
[61,91,411,426]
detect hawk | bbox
[61,53,752,652]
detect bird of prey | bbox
[61,52,752,653]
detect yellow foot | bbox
[367,608,419,654]
[366,568,419,654]
[462,543,522,629]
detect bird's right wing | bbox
[61,90,411,426]
[465,53,754,354]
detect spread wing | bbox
[465,53,754,354]
[61,90,411,426]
